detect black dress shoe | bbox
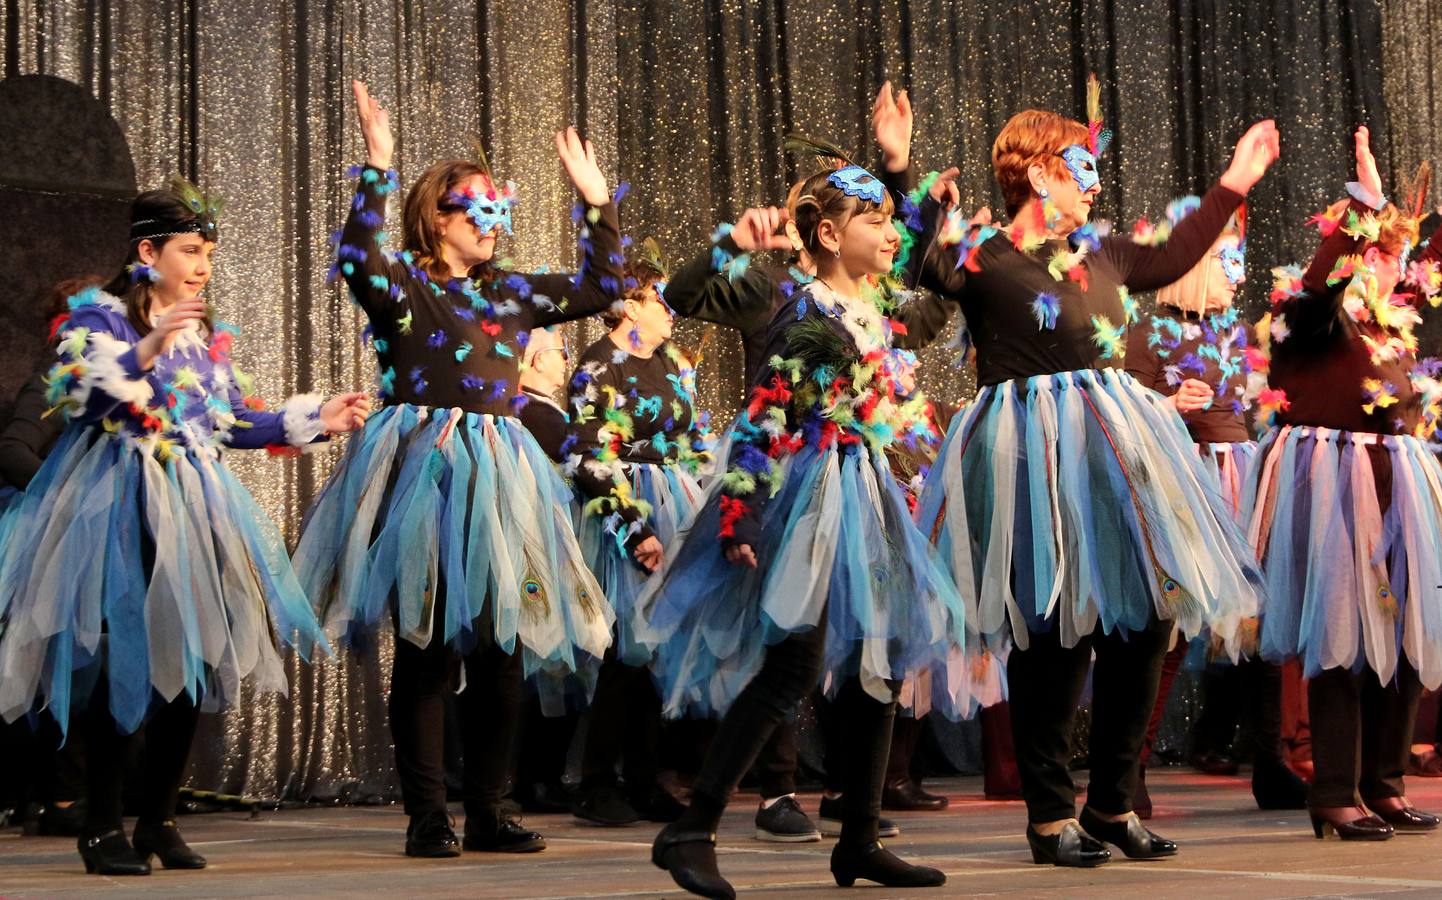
[1368,803,1440,832]
[572,782,640,826]
[1251,756,1308,810]
[1189,752,1240,776]
[830,840,946,888]
[38,800,86,837]
[1309,810,1394,840]
[630,784,686,823]
[463,812,545,852]
[1078,808,1177,859]
[514,780,572,814]
[405,810,461,857]
[132,820,207,869]
[78,829,151,875]
[1025,821,1110,867]
[651,823,735,900]
[882,777,949,811]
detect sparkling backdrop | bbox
[0,0,1432,797]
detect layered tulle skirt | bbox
[1241,425,1442,688]
[0,427,327,735]
[915,368,1263,653]
[634,441,988,720]
[292,404,613,674]
[578,462,704,664]
[1199,440,1259,520]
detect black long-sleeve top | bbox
[334,165,623,415]
[1268,196,1442,436]
[0,369,65,489]
[907,182,1245,386]
[1125,304,1254,443]
[565,335,711,547]
[517,386,569,462]
[662,167,956,388]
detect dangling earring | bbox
[833,247,841,258]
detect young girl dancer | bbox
[0,177,367,875]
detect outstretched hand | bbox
[929,166,961,208]
[732,207,793,252]
[555,126,611,207]
[352,80,394,171]
[872,80,913,173]
[1354,125,1384,202]
[1219,119,1280,196]
[320,391,372,434]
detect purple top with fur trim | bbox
[47,287,325,453]
[335,165,624,416]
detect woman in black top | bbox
[292,81,623,858]
[908,100,1279,866]
[1124,201,1308,816]
[1242,127,1442,839]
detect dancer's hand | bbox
[731,207,793,252]
[136,298,207,369]
[725,543,757,568]
[1168,379,1214,413]
[1354,125,1384,202]
[929,167,961,209]
[555,126,611,207]
[969,206,993,227]
[872,80,913,173]
[1219,120,1280,195]
[634,536,664,573]
[352,80,394,171]
[320,392,372,433]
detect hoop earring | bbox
[833,247,841,258]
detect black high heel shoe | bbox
[651,823,734,899]
[1025,821,1110,867]
[830,840,946,888]
[78,829,151,876]
[132,819,207,869]
[1366,800,1440,833]
[1078,808,1177,859]
[1308,809,1393,840]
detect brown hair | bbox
[402,159,490,282]
[992,109,1092,217]
[1317,198,1421,258]
[103,188,217,336]
[790,167,896,258]
[602,258,666,329]
[46,275,104,323]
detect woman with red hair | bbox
[907,95,1279,866]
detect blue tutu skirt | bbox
[1241,425,1442,688]
[293,404,613,674]
[579,462,704,664]
[0,427,327,735]
[634,442,984,720]
[916,368,1263,654]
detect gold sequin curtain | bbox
[1,0,1433,798]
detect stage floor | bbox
[4,769,1442,898]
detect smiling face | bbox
[835,206,901,278]
[139,233,215,303]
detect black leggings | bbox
[389,624,523,820]
[81,677,199,835]
[1308,662,1422,808]
[681,620,898,844]
[579,652,661,790]
[1007,613,1173,823]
